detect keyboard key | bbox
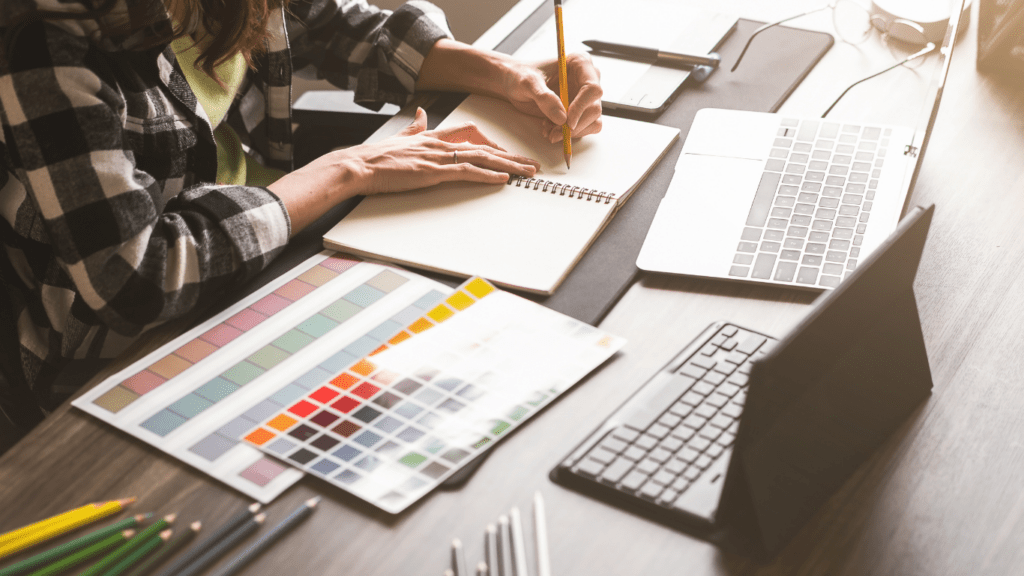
[767,218,788,229]
[680,391,704,406]
[727,372,749,386]
[647,423,671,439]
[705,393,730,408]
[671,476,691,492]
[815,138,834,149]
[815,208,837,220]
[658,489,680,507]
[805,171,825,182]
[820,122,839,137]
[669,402,693,418]
[635,434,658,450]
[838,205,859,216]
[671,425,695,441]
[760,241,781,253]
[588,447,617,465]
[833,227,854,240]
[635,458,659,475]
[652,469,676,486]
[774,137,793,148]
[706,443,725,459]
[621,470,650,492]
[769,147,788,158]
[690,355,716,370]
[611,427,640,443]
[736,333,767,355]
[694,454,713,469]
[797,192,818,204]
[599,457,633,484]
[734,253,753,265]
[719,338,738,351]
[683,466,702,480]
[710,413,734,429]
[797,266,819,285]
[787,226,808,237]
[737,241,757,253]
[751,253,777,279]
[651,446,675,463]
[764,229,785,241]
[820,275,841,287]
[575,458,606,478]
[774,260,798,280]
[848,259,858,270]
[795,203,815,215]
[812,219,832,231]
[699,425,723,442]
[765,159,786,171]
[723,399,744,419]
[664,458,687,475]
[717,383,741,397]
[622,446,646,461]
[826,251,846,263]
[718,432,736,447]
[639,480,665,501]
[796,120,819,141]
[823,263,844,276]
[682,414,707,429]
[791,215,811,226]
[694,403,717,419]
[691,381,715,395]
[704,372,728,386]
[658,413,682,429]
[783,238,804,249]
[806,243,826,254]
[819,197,840,208]
[599,437,628,454]
[677,447,700,463]
[678,363,706,380]
[823,184,843,195]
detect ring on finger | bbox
[453,150,459,164]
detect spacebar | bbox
[744,171,781,227]
[619,373,697,432]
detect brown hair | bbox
[2,0,290,78]
[173,0,291,77]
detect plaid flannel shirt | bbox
[0,0,452,410]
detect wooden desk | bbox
[4,2,1024,574]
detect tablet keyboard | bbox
[553,323,776,520]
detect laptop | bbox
[552,203,935,558]
[635,3,962,290]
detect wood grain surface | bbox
[3,2,1023,575]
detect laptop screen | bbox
[901,0,967,206]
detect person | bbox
[0,0,603,445]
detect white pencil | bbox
[509,508,529,576]
[452,538,468,576]
[484,523,498,576]
[477,561,489,576]
[496,515,510,576]
[533,492,551,576]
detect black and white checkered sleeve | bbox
[288,0,453,108]
[0,22,291,336]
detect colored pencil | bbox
[477,562,489,576]
[100,529,172,576]
[553,0,572,168]
[0,499,135,559]
[0,515,148,576]
[122,521,200,576]
[175,513,265,576]
[153,503,259,576]
[26,530,134,576]
[451,538,467,576]
[444,571,455,576]
[484,523,498,576]
[78,514,175,576]
[208,498,319,576]
[532,492,551,576]
[496,515,510,576]
[508,508,529,576]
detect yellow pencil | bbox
[0,498,135,559]
[554,0,572,169]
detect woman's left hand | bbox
[502,52,603,143]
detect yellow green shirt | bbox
[170,35,284,187]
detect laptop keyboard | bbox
[730,119,893,288]
[562,324,776,515]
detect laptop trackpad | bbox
[638,154,765,277]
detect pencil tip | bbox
[306,496,321,507]
[119,497,137,506]
[254,513,267,523]
[123,529,136,537]
[191,521,202,530]
[160,529,173,539]
[164,513,177,523]
[249,503,262,513]
[452,537,462,548]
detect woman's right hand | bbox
[268,108,539,234]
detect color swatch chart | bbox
[243,282,626,513]
[74,253,453,502]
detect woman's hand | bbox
[502,53,604,143]
[416,39,603,143]
[268,108,539,234]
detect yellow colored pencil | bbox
[0,499,135,559]
[554,0,572,169]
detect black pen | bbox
[582,39,720,69]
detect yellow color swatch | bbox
[267,414,297,432]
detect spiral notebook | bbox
[323,95,679,295]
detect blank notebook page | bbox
[324,95,678,294]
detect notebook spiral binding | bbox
[508,175,614,204]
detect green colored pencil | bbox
[100,529,172,576]
[78,514,175,576]
[123,521,200,576]
[0,515,148,576]
[26,531,134,576]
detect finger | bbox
[399,107,428,136]
[446,141,540,169]
[572,116,603,139]
[569,98,602,135]
[445,148,538,177]
[441,163,516,185]
[566,82,603,130]
[524,72,567,125]
[433,122,508,151]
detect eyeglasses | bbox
[731,0,937,116]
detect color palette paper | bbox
[243,279,626,513]
[74,253,453,502]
